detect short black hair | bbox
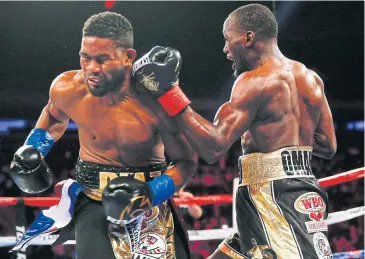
[231,4,278,39]
[83,11,133,48]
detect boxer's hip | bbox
[75,158,168,201]
[221,147,332,259]
[238,146,315,186]
[74,158,190,259]
[231,178,330,259]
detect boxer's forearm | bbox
[23,106,68,158]
[176,107,226,164]
[145,160,197,207]
[312,132,337,159]
[164,161,197,190]
[35,106,69,143]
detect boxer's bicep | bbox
[213,80,259,151]
[173,77,259,164]
[35,76,70,142]
[213,102,254,149]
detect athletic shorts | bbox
[218,146,333,259]
[56,159,190,259]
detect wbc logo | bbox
[294,192,326,221]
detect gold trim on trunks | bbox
[83,171,162,201]
[239,146,314,186]
[219,242,247,259]
[248,182,302,259]
[108,203,175,259]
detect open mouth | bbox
[87,78,102,87]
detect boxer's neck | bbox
[247,38,285,70]
[104,74,133,105]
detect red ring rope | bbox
[318,167,364,187]
[0,167,363,207]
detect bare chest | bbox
[64,99,158,150]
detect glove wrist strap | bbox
[24,128,54,157]
[147,174,176,206]
[157,85,191,116]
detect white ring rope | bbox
[1,168,363,259]
[0,205,363,246]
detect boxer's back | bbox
[241,59,324,154]
[51,70,166,167]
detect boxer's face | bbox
[80,36,135,97]
[223,16,253,77]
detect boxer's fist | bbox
[133,46,191,116]
[133,46,181,97]
[10,145,53,194]
[102,177,153,225]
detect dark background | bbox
[0,1,363,121]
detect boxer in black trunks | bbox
[132,4,337,259]
[10,11,197,259]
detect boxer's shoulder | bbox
[50,70,87,103]
[230,70,270,105]
[235,65,292,89]
[288,60,323,86]
[289,60,324,104]
[130,89,178,132]
[231,65,297,108]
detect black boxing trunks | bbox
[218,146,333,259]
[57,159,190,259]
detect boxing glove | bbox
[102,174,176,224]
[10,145,53,194]
[133,46,191,116]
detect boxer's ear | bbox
[243,31,255,48]
[124,48,137,65]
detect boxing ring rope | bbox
[0,194,234,207]
[0,206,362,243]
[318,167,365,188]
[0,167,364,258]
[0,167,363,207]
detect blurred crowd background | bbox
[0,122,363,258]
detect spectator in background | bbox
[0,126,363,258]
[174,186,204,259]
[174,186,203,229]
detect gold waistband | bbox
[84,171,162,201]
[239,146,314,186]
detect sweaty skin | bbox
[172,16,336,164]
[34,37,197,189]
[162,11,337,259]
[176,59,336,164]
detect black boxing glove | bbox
[102,174,176,224]
[133,46,191,116]
[10,145,53,194]
[102,177,153,224]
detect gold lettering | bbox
[99,172,119,190]
[134,172,146,182]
